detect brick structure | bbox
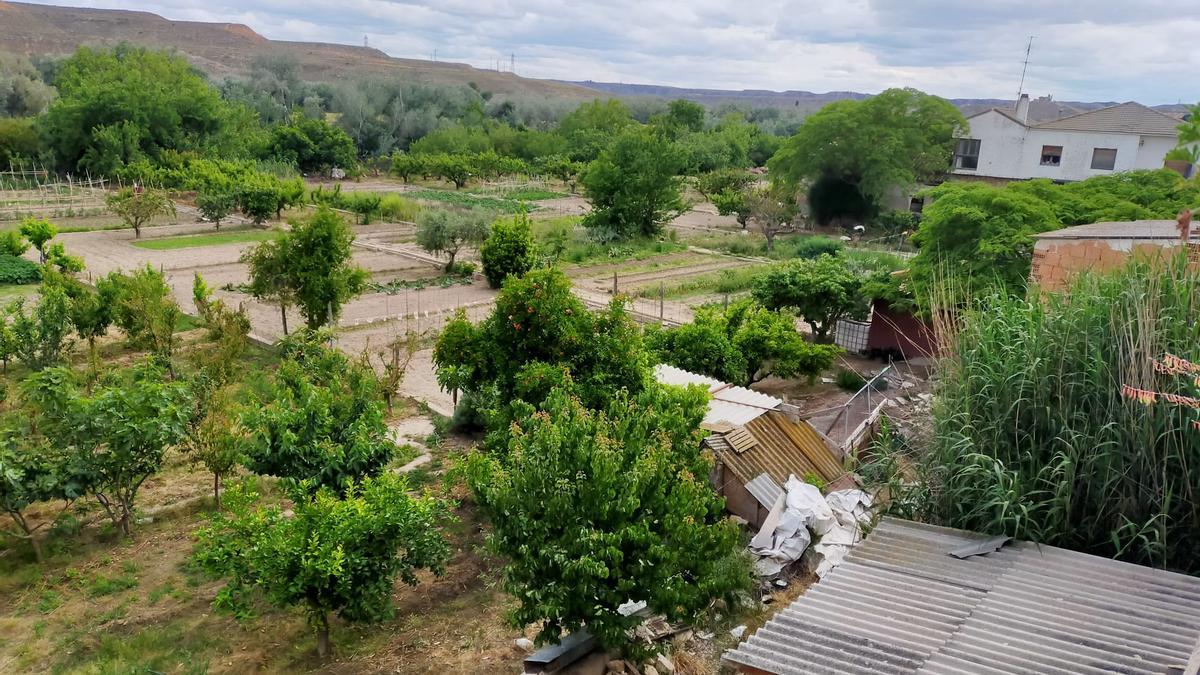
[1031,215,1191,292]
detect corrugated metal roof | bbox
[723,518,1200,675]
[745,473,783,510]
[1033,101,1182,136]
[1035,219,1188,241]
[717,411,845,488]
[654,364,783,427]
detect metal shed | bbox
[724,518,1200,674]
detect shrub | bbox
[834,368,866,391]
[786,235,843,260]
[0,231,29,258]
[480,211,538,288]
[0,254,41,284]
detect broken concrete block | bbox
[655,654,676,673]
[606,659,626,673]
[515,637,534,652]
[730,625,747,639]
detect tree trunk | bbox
[213,473,222,510]
[445,250,457,274]
[133,224,141,239]
[280,305,289,336]
[315,613,331,658]
[9,512,43,564]
[765,229,776,252]
[28,532,44,564]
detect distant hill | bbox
[569,81,1191,124]
[0,1,598,101]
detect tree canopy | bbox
[582,125,685,240]
[768,88,965,212]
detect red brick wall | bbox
[1031,240,1172,291]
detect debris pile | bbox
[748,476,873,578]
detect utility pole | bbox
[510,53,515,74]
[1016,36,1034,101]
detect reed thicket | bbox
[916,252,1200,572]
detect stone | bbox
[761,594,774,604]
[730,625,747,639]
[515,637,534,652]
[655,654,676,673]
[644,667,659,675]
[672,629,693,644]
[774,579,789,588]
[607,659,626,674]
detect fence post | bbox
[659,281,665,324]
[612,271,618,295]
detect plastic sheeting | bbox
[747,477,874,577]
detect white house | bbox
[951,95,1185,182]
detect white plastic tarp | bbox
[747,477,874,578]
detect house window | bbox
[1040,145,1063,166]
[953,138,980,170]
[1090,148,1117,170]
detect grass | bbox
[634,264,768,300]
[470,186,565,202]
[133,229,282,250]
[409,189,531,213]
[562,238,687,267]
[0,283,39,304]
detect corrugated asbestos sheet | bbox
[716,411,845,487]
[723,518,1200,674]
[745,473,783,510]
[655,364,783,427]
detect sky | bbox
[22,0,1200,103]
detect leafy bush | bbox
[834,368,867,391]
[785,235,844,260]
[480,211,538,288]
[0,231,29,258]
[0,254,41,284]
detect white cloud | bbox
[20,0,1200,103]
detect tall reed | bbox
[920,251,1200,572]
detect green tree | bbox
[648,301,840,385]
[195,474,451,658]
[264,113,358,174]
[582,126,685,240]
[479,210,538,288]
[711,189,750,228]
[0,53,55,117]
[18,217,55,263]
[768,88,965,217]
[1171,102,1200,164]
[100,265,181,367]
[746,185,798,252]
[44,242,84,275]
[752,255,861,342]
[665,99,706,134]
[184,384,242,510]
[242,238,295,335]
[0,433,86,562]
[427,153,474,189]
[239,337,393,494]
[0,118,41,169]
[909,181,1059,303]
[26,362,192,537]
[39,45,237,174]
[65,277,116,374]
[7,283,73,370]
[196,189,236,230]
[106,187,175,239]
[696,168,753,201]
[558,98,634,162]
[236,174,284,226]
[283,207,368,329]
[415,208,491,272]
[0,230,29,258]
[466,385,750,659]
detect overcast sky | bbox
[24,0,1200,103]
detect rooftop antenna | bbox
[1016,35,1034,102]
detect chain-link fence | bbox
[803,365,893,456]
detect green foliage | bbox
[786,235,844,260]
[433,267,648,416]
[465,385,750,658]
[106,188,176,239]
[0,118,41,168]
[479,211,538,288]
[647,299,843,385]
[194,474,452,657]
[710,187,750,222]
[913,254,1200,572]
[582,125,685,241]
[834,368,867,392]
[0,230,29,258]
[769,88,965,208]
[558,98,634,162]
[100,265,181,366]
[807,174,878,226]
[0,254,41,284]
[19,217,55,262]
[1170,103,1200,164]
[665,99,706,133]
[195,190,236,230]
[27,362,192,536]
[65,276,115,369]
[0,53,54,117]
[240,237,295,334]
[0,431,86,562]
[282,207,368,328]
[239,336,393,494]
[415,208,492,272]
[39,45,241,174]
[7,282,72,370]
[44,242,83,275]
[752,255,862,341]
[235,173,284,226]
[264,113,357,174]
[909,181,1059,304]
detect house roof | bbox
[705,410,845,488]
[723,518,1200,674]
[654,364,782,427]
[1035,219,1188,241]
[1033,101,1182,136]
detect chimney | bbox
[1015,93,1030,124]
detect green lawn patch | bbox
[409,189,532,213]
[634,264,768,300]
[132,229,281,250]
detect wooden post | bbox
[659,281,665,324]
[612,271,618,295]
